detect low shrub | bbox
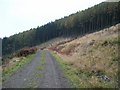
[14,47,37,57]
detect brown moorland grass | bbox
[49,23,119,88]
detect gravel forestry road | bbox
[3,50,71,88]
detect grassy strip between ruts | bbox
[36,51,46,73]
[36,51,46,71]
[51,51,80,88]
[40,51,46,66]
[25,51,46,88]
[3,54,35,81]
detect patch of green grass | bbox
[35,73,43,78]
[25,78,38,88]
[3,54,35,81]
[40,51,46,65]
[111,37,120,45]
[51,52,80,88]
[36,66,44,71]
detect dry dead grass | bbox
[51,23,119,87]
[2,57,23,72]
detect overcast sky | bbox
[0,0,106,38]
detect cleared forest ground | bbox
[49,23,119,88]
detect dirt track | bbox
[2,50,70,88]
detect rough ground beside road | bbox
[2,50,70,88]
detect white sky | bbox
[0,0,105,38]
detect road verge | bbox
[3,54,35,82]
[50,51,80,88]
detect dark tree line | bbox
[2,2,120,57]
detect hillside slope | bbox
[2,2,120,57]
[49,23,119,88]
